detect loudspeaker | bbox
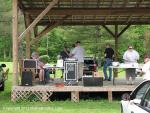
[23,59,37,69]
[83,77,103,87]
[21,71,33,86]
[64,61,78,83]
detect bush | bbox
[39,55,50,63]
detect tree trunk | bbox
[3,48,6,60]
[9,46,12,59]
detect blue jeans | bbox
[44,69,50,81]
[103,58,112,80]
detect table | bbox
[43,64,64,78]
[109,63,142,85]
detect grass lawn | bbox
[0,62,121,113]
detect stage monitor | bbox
[23,59,37,69]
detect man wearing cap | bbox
[123,45,139,85]
[71,41,85,80]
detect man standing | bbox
[103,44,114,81]
[71,41,85,80]
[123,45,139,85]
[60,46,70,60]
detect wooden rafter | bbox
[18,0,58,43]
[25,8,150,16]
[102,25,115,38]
[117,24,131,38]
[38,20,150,26]
[42,0,52,23]
[32,15,70,45]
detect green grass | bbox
[0,62,121,113]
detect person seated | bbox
[39,57,52,83]
[31,52,45,84]
[141,54,150,81]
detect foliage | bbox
[39,55,50,63]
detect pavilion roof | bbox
[19,0,150,25]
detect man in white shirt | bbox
[71,41,85,80]
[142,55,150,80]
[123,46,139,85]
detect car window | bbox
[142,89,150,111]
[133,83,150,99]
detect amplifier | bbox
[21,71,33,86]
[83,77,103,87]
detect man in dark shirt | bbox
[103,44,114,81]
[60,47,70,60]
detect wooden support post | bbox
[114,25,119,61]
[108,89,113,102]
[18,0,58,42]
[71,91,79,102]
[12,0,18,86]
[25,13,31,59]
[113,25,119,78]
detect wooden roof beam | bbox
[38,21,150,25]
[25,8,150,15]
[18,0,58,43]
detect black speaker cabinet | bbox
[83,77,103,87]
[64,60,78,83]
[21,71,33,86]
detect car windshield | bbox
[141,89,150,112]
[135,83,150,99]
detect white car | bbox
[121,80,150,113]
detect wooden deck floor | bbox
[11,77,143,102]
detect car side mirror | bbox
[131,99,141,105]
[122,93,130,101]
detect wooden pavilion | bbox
[12,0,150,102]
